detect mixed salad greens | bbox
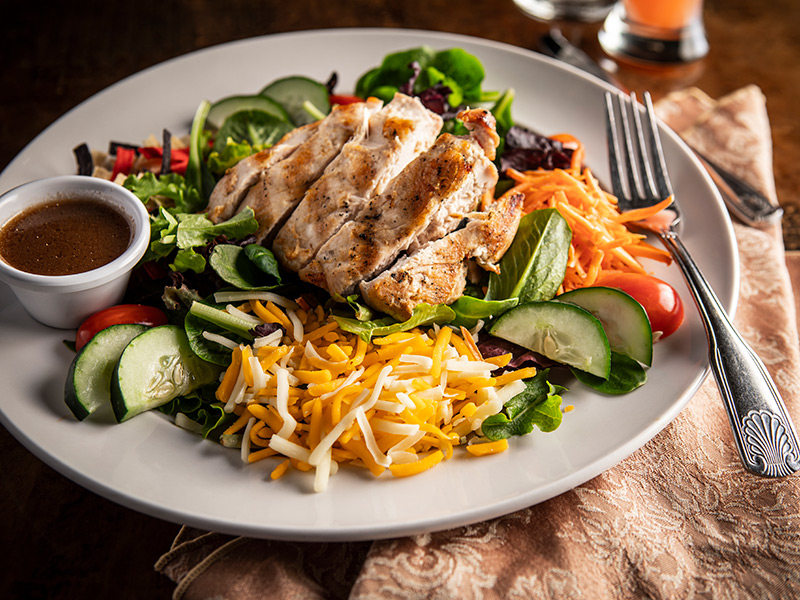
[65,45,683,481]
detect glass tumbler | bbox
[598,0,709,64]
[512,0,616,23]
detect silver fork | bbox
[604,91,800,478]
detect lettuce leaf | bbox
[123,172,204,214]
[448,295,518,329]
[148,207,259,273]
[334,303,455,342]
[207,139,265,175]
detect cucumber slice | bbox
[260,76,331,126]
[488,301,611,379]
[207,94,291,130]
[554,287,653,366]
[111,325,222,423]
[64,323,149,420]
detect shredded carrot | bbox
[505,164,672,291]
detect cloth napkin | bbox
[155,86,800,599]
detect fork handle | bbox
[660,231,800,477]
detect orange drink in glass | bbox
[625,0,703,30]
[599,0,708,64]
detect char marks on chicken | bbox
[205,122,319,224]
[300,108,500,299]
[360,191,524,321]
[272,93,443,272]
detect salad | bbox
[64,46,684,492]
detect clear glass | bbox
[599,0,709,64]
[512,0,616,23]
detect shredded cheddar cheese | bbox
[212,293,528,491]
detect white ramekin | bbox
[0,176,150,329]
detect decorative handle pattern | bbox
[741,410,800,477]
[661,231,800,478]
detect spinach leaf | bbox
[430,48,485,102]
[244,244,282,283]
[184,312,234,366]
[571,351,647,395]
[355,46,496,116]
[485,208,571,303]
[481,370,566,440]
[209,244,282,290]
[449,295,518,329]
[355,47,437,98]
[212,110,294,153]
[334,303,455,342]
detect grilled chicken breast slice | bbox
[301,108,499,298]
[272,93,443,272]
[360,192,524,321]
[237,99,381,243]
[206,122,318,223]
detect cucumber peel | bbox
[489,301,611,379]
[554,286,653,366]
[64,324,149,420]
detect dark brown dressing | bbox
[0,198,132,276]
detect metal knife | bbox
[538,28,783,227]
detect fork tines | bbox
[604,91,673,209]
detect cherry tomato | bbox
[75,304,168,351]
[595,272,685,340]
[329,94,363,106]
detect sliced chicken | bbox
[407,108,500,253]
[272,93,443,272]
[300,108,499,298]
[206,122,318,223]
[238,99,381,243]
[359,192,524,321]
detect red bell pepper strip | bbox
[110,147,137,180]
[138,147,190,175]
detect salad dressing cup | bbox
[0,176,150,329]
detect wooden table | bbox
[2,0,798,596]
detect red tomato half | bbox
[75,304,168,351]
[329,94,363,106]
[595,272,685,340]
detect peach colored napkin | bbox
[155,87,800,599]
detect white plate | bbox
[0,28,737,541]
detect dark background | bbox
[2,1,799,597]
